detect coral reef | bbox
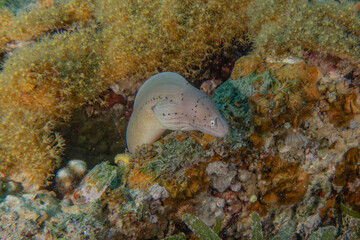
[2,0,360,239]
[71,161,120,204]
[1,0,360,187]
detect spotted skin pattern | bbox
[126,72,229,153]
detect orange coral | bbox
[163,166,209,199]
[328,91,360,127]
[230,56,320,133]
[230,54,262,78]
[128,169,155,190]
[259,155,309,206]
[333,148,360,213]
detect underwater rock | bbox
[206,161,237,193]
[197,196,226,227]
[237,169,253,183]
[0,192,60,239]
[0,179,22,197]
[70,161,119,204]
[148,183,169,200]
[230,180,242,192]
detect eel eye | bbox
[210,119,216,126]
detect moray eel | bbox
[126,72,229,153]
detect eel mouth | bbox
[190,117,229,138]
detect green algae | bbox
[86,161,120,190]
[340,201,360,219]
[308,226,336,240]
[251,212,264,240]
[182,213,221,240]
[250,211,336,240]
[213,70,295,131]
[141,136,204,184]
[162,233,186,240]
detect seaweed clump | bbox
[128,133,214,199]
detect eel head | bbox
[152,88,229,138]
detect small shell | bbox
[285,129,308,148]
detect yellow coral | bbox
[0,25,105,185]
[0,0,95,52]
[0,8,14,52]
[0,108,64,186]
[95,0,250,82]
[247,0,360,67]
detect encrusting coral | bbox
[213,54,320,136]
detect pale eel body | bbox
[126,72,229,153]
